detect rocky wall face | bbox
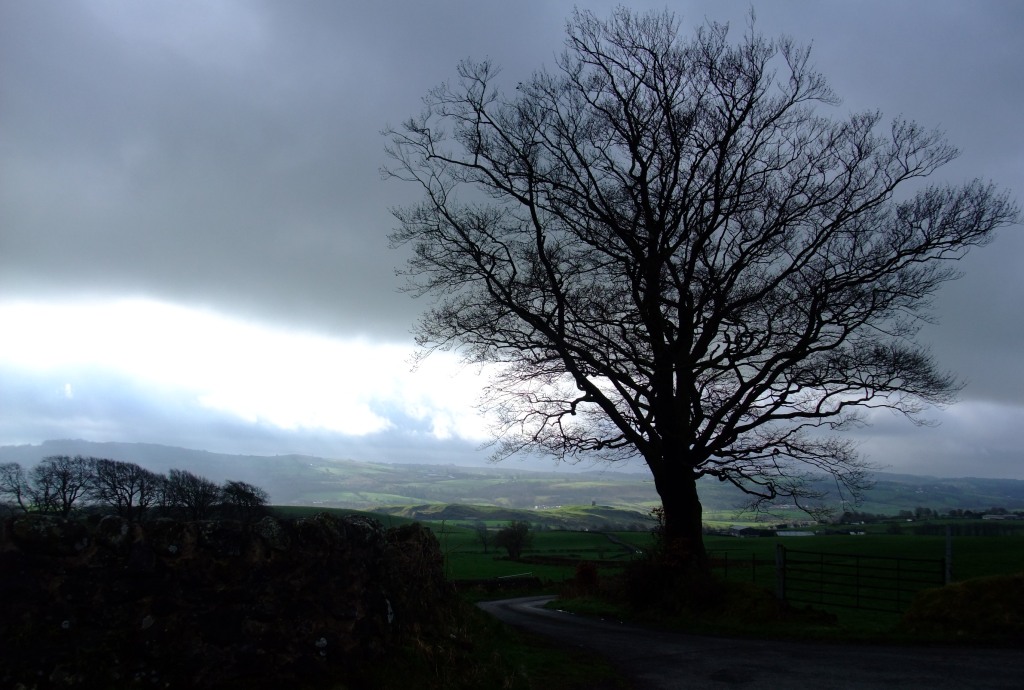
[0,512,451,689]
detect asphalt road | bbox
[478,596,1024,689]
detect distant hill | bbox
[0,439,662,510]
[856,472,1024,515]
[3,439,1023,517]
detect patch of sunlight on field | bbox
[548,481,626,490]
[308,491,426,507]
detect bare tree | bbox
[30,455,96,517]
[164,469,221,520]
[385,8,1018,569]
[92,459,164,520]
[220,480,269,523]
[0,462,32,513]
[473,520,492,554]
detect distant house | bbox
[776,530,815,537]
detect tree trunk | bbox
[651,461,708,574]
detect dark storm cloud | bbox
[1,1,1021,476]
[0,0,567,337]
[3,1,1019,341]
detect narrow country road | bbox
[478,596,1024,689]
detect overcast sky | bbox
[1,1,1021,478]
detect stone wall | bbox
[0,512,452,689]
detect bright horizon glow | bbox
[0,297,493,440]
[2,296,1022,478]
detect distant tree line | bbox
[838,507,1024,524]
[0,455,269,522]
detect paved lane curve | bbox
[479,596,1024,689]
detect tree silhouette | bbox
[473,520,492,554]
[30,455,95,517]
[0,462,31,513]
[494,520,532,560]
[164,469,220,520]
[385,8,1018,569]
[220,480,269,523]
[93,459,164,520]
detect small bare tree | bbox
[31,455,96,517]
[385,7,1019,571]
[163,469,221,520]
[473,520,492,554]
[0,462,32,513]
[92,459,164,520]
[220,480,270,523]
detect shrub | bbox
[573,560,599,595]
[494,520,532,560]
[899,572,1024,643]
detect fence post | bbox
[945,524,953,584]
[855,554,861,609]
[775,544,786,602]
[895,558,902,611]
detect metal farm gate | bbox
[775,544,947,613]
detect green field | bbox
[704,533,1024,581]
[434,523,639,581]
[423,517,1024,634]
[265,506,1024,641]
[456,523,1020,639]
[271,507,1024,590]
[419,517,1024,593]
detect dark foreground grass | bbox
[359,571,1024,690]
[898,571,1024,645]
[554,567,1024,647]
[554,590,898,644]
[477,626,632,690]
[338,597,629,690]
[557,575,846,639]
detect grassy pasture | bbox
[431,519,1023,635]
[696,531,1024,635]
[703,533,1024,582]
[269,507,1022,642]
[272,507,1022,610]
[269,509,1022,589]
[434,524,638,581]
[536,527,1022,640]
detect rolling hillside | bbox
[374,503,657,531]
[3,440,1023,517]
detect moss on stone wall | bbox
[1,512,453,688]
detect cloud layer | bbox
[1,1,1022,478]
